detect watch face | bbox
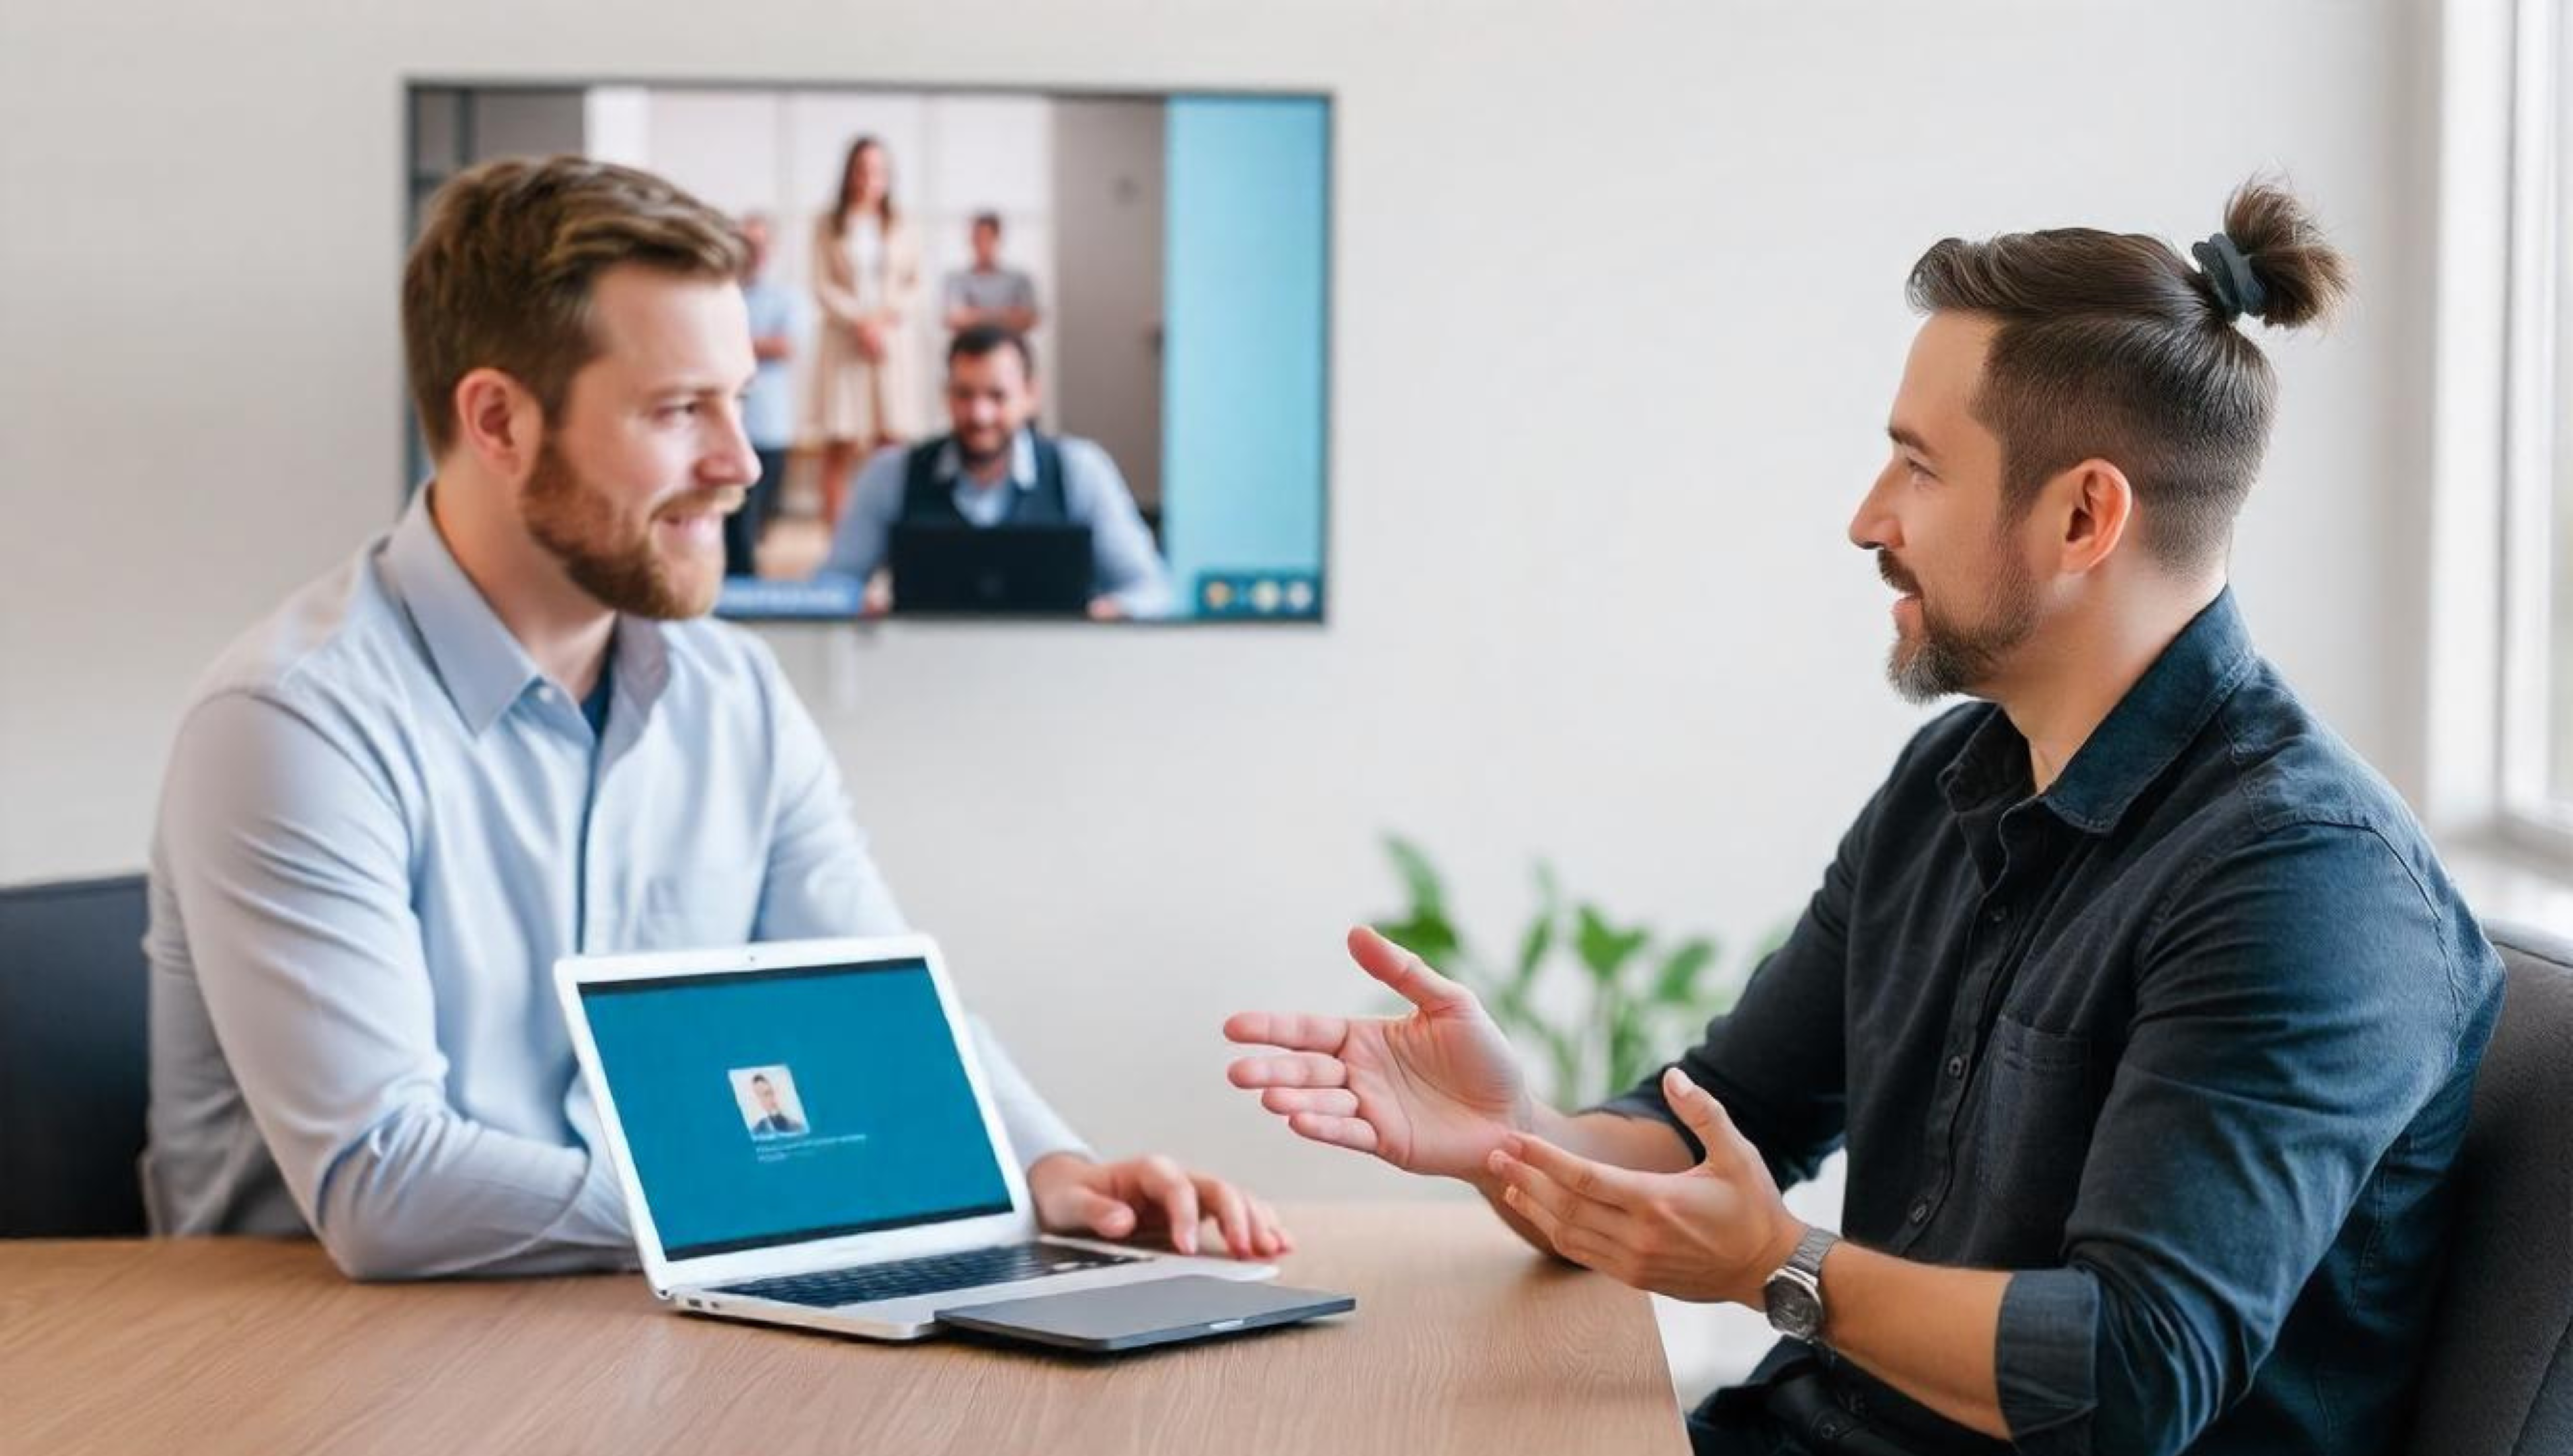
[1764,1273,1823,1339]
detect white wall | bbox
[0,0,2439,1220]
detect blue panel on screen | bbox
[1162,96,1330,617]
[579,960,1012,1259]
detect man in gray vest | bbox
[818,326,1174,619]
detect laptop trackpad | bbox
[935,1275,1354,1354]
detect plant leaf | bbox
[1512,860,1561,988]
[1650,937,1717,1004]
[1382,834,1447,918]
[1574,904,1650,984]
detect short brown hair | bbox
[403,156,746,457]
[1905,178,2352,572]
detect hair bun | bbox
[2215,179,2351,330]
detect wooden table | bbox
[0,1203,1687,1454]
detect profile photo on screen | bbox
[730,1066,810,1140]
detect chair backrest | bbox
[0,874,151,1237]
[2406,920,2573,1456]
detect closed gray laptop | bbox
[937,1274,1354,1353]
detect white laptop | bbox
[554,933,1276,1340]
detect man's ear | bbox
[450,367,545,482]
[2044,457,2135,576]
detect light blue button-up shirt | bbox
[142,488,1087,1278]
[819,430,1177,618]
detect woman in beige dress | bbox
[808,135,924,529]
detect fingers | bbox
[1258,1087,1358,1117]
[1246,1197,1293,1259]
[1195,1175,1254,1259]
[1489,1142,1639,1245]
[1136,1156,1202,1255]
[1061,1185,1138,1242]
[1286,1111,1381,1155]
[1662,1067,1746,1160]
[1223,1010,1351,1054]
[1226,1052,1349,1090]
[1506,1134,1648,1208]
[1346,926,1475,1012]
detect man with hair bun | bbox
[1228,180,2501,1456]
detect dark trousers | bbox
[1688,1360,1927,1456]
[724,447,790,578]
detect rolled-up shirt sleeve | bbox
[160,693,632,1280]
[1994,820,2473,1456]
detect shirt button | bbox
[1944,1054,1966,1079]
[1908,1199,1931,1224]
[1986,903,2010,925]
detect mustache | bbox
[1876,550,1921,597]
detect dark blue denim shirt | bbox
[1606,590,2505,1456]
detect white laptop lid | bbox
[554,934,1038,1297]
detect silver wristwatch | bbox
[1761,1226,1840,1342]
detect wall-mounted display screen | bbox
[407,81,1330,625]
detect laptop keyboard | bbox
[712,1242,1143,1309]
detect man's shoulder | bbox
[1043,433,1131,494]
[180,533,420,738]
[2204,661,2418,841]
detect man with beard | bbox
[1225,182,2502,1456]
[143,157,1287,1278]
[817,325,1174,621]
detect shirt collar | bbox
[1940,587,2258,835]
[378,486,673,738]
[934,429,1038,492]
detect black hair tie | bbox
[2191,232,2269,322]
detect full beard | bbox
[521,442,730,620]
[1882,547,2041,705]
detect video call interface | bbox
[408,82,1331,625]
[578,958,1014,1261]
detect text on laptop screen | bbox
[578,958,1013,1260]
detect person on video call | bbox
[940,212,1040,337]
[722,211,800,579]
[1226,182,2501,1456]
[142,156,1289,1279]
[745,1074,805,1139]
[808,135,924,533]
[817,325,1175,621]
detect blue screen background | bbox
[1161,94,1330,614]
[580,960,1013,1258]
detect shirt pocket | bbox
[1968,1013,2102,1241]
[635,870,766,952]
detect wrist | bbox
[1754,1222,1838,1341]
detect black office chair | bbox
[2406,920,2573,1456]
[0,874,151,1237]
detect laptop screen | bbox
[577,956,1014,1261]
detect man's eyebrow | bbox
[1887,423,1940,462]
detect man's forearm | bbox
[1815,1243,2009,1440]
